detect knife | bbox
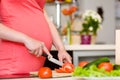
[42,53,63,66]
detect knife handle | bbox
[41,53,48,57]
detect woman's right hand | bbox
[23,36,52,57]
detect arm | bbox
[0,23,28,43]
[43,10,72,63]
[0,23,52,57]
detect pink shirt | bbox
[0,0,52,75]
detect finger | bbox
[66,56,72,63]
[42,46,52,57]
[28,50,35,54]
[34,49,39,56]
[62,55,72,63]
[58,57,63,63]
[36,45,43,57]
[37,47,42,57]
[63,59,67,63]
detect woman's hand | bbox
[58,50,72,63]
[23,37,52,57]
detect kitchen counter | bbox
[51,44,115,66]
[51,44,115,51]
[2,45,117,80]
[2,77,80,80]
[3,77,120,80]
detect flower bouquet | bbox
[80,10,102,44]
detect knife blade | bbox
[48,56,63,66]
[42,53,63,66]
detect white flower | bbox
[89,26,93,31]
[82,10,102,23]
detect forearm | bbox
[44,10,65,51]
[0,23,28,44]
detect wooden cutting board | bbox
[30,71,72,78]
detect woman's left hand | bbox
[58,50,72,63]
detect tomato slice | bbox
[55,68,65,73]
[62,62,74,73]
[55,62,74,73]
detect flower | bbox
[62,6,78,16]
[61,6,78,45]
[80,10,102,36]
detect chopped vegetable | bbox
[78,61,89,67]
[113,64,120,70]
[72,65,120,77]
[98,62,113,72]
[84,57,110,69]
[55,62,74,73]
[73,57,120,77]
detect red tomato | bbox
[78,61,89,67]
[55,68,65,73]
[62,62,74,73]
[38,67,52,78]
[98,62,113,72]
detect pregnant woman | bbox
[0,0,71,75]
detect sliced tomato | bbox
[62,62,74,73]
[55,68,65,73]
[55,62,74,73]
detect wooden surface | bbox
[30,71,72,78]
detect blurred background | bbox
[45,0,119,44]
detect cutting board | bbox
[30,71,72,78]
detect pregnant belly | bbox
[2,13,52,50]
[0,12,52,75]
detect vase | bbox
[80,35,91,44]
[67,21,72,45]
[91,35,97,44]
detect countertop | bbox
[3,77,120,80]
[51,44,115,51]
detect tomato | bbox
[78,61,89,67]
[55,62,74,73]
[98,62,113,72]
[62,62,74,73]
[55,68,65,73]
[38,67,52,78]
